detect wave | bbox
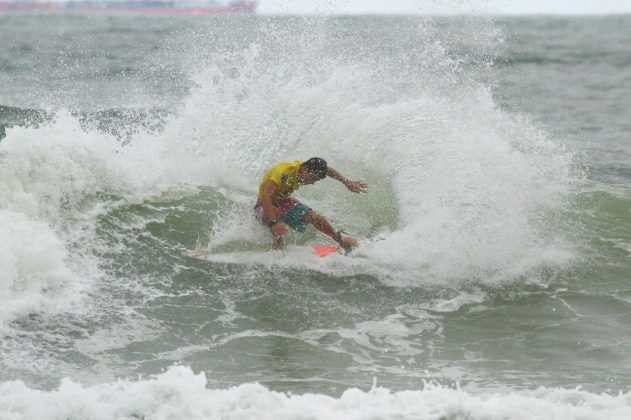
[1,15,629,401]
[0,17,580,301]
[0,365,629,419]
[164,34,578,284]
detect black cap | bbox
[304,157,328,179]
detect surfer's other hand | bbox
[271,222,289,237]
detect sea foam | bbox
[0,210,76,323]
[0,365,629,420]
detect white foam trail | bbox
[0,365,629,420]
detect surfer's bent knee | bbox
[302,210,319,223]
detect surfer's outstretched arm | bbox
[326,167,368,193]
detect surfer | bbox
[255,158,367,250]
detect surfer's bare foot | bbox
[339,236,358,249]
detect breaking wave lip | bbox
[0,365,629,419]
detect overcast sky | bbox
[258,0,631,15]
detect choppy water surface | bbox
[1,13,631,418]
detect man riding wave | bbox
[254,157,368,250]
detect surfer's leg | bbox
[302,210,337,239]
[255,201,285,249]
[273,235,284,249]
[303,210,358,250]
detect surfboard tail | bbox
[312,244,340,257]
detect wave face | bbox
[1,13,631,417]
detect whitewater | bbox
[1,12,631,419]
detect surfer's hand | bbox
[345,180,368,193]
[271,222,289,237]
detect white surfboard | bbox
[185,244,346,265]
